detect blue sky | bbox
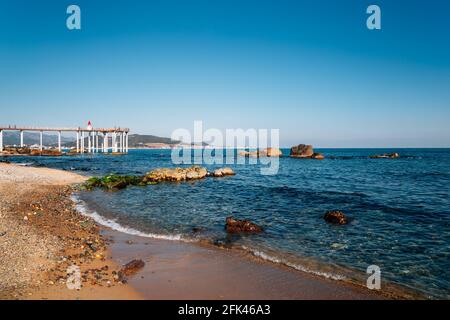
[0,0,449,147]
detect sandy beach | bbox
[0,162,392,300]
[0,163,140,299]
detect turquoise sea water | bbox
[3,148,450,298]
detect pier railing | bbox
[0,125,130,154]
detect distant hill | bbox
[127,134,180,148]
[2,131,74,146]
[2,132,188,149]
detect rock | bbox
[191,227,204,234]
[290,144,314,158]
[324,211,348,225]
[263,148,282,157]
[225,216,263,233]
[311,153,325,160]
[238,148,282,157]
[370,153,400,159]
[118,259,145,281]
[84,175,143,190]
[290,144,325,160]
[30,149,62,156]
[143,166,208,183]
[238,150,259,157]
[213,167,235,177]
[212,238,234,249]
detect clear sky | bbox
[1,0,449,147]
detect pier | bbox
[0,125,130,154]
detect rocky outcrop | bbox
[85,166,236,190]
[30,149,62,156]
[1,147,31,155]
[238,150,259,157]
[324,211,348,225]
[290,144,325,160]
[84,175,143,190]
[225,216,263,234]
[143,166,208,183]
[290,144,314,158]
[238,148,282,158]
[212,167,235,177]
[1,147,63,156]
[262,148,282,157]
[370,153,400,159]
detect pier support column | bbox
[95,132,99,153]
[92,132,95,153]
[0,130,3,152]
[120,132,123,153]
[112,132,116,152]
[81,131,85,153]
[58,131,61,151]
[103,133,108,153]
[20,130,24,147]
[126,132,128,153]
[88,132,91,153]
[76,131,80,153]
[40,131,43,151]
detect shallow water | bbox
[4,148,450,298]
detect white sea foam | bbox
[242,246,346,281]
[70,194,187,241]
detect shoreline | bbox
[0,162,412,300]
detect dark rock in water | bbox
[118,259,145,281]
[225,216,263,234]
[290,144,314,158]
[191,227,204,234]
[324,211,348,225]
[370,152,400,159]
[212,237,235,249]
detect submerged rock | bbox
[225,216,263,233]
[324,211,348,225]
[370,153,400,159]
[118,259,145,281]
[84,174,143,190]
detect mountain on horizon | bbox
[2,131,74,146]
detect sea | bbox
[3,148,449,299]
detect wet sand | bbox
[105,230,386,300]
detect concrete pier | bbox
[0,125,130,154]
